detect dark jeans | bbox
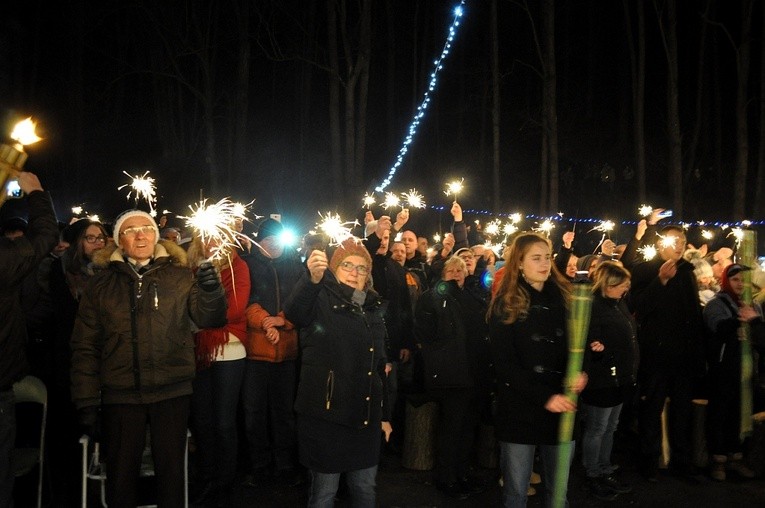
[581,403,622,477]
[102,396,190,508]
[0,389,15,508]
[308,465,377,508]
[500,441,574,508]
[706,365,742,456]
[242,360,297,471]
[427,388,479,484]
[191,358,245,486]
[638,366,693,470]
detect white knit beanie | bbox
[112,210,159,245]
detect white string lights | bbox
[374,1,467,192]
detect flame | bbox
[10,118,42,146]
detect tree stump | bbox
[402,399,437,470]
[691,399,709,468]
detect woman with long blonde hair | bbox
[488,233,586,507]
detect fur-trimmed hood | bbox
[91,239,189,269]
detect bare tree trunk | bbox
[635,0,646,202]
[327,0,343,197]
[491,0,501,211]
[733,0,754,219]
[69,0,85,194]
[757,2,765,216]
[299,0,318,172]
[386,1,396,149]
[232,0,251,194]
[685,0,710,191]
[543,0,559,213]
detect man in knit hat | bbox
[242,217,306,487]
[70,209,227,507]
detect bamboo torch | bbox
[552,276,593,508]
[737,229,756,441]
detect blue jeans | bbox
[499,441,574,508]
[191,358,245,485]
[581,403,622,477]
[242,360,297,471]
[0,389,15,508]
[308,465,377,508]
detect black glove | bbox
[78,405,101,442]
[197,261,221,292]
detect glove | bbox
[78,406,101,442]
[197,261,221,292]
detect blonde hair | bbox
[591,260,631,297]
[442,255,467,277]
[186,235,233,270]
[488,233,570,324]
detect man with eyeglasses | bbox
[0,171,58,507]
[70,209,227,508]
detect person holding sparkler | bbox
[70,209,227,508]
[487,233,587,507]
[0,171,58,508]
[630,225,704,481]
[284,237,391,508]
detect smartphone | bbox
[5,179,23,199]
[657,209,673,218]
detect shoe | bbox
[711,455,726,481]
[458,475,488,494]
[274,468,304,487]
[587,477,617,502]
[599,474,632,494]
[436,481,470,500]
[727,454,756,479]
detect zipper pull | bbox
[153,284,159,310]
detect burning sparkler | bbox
[119,171,157,215]
[382,192,401,210]
[503,222,518,236]
[433,233,442,243]
[701,230,714,240]
[362,193,376,209]
[588,220,615,234]
[657,233,678,250]
[71,206,84,216]
[638,245,658,261]
[638,204,653,217]
[509,213,523,224]
[444,178,464,201]
[402,189,426,209]
[182,198,251,262]
[484,220,501,237]
[316,212,358,246]
[534,219,556,238]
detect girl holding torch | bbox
[488,233,587,507]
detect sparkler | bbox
[316,212,358,246]
[484,220,501,237]
[638,245,658,261]
[657,233,677,250]
[509,212,523,224]
[362,193,376,209]
[588,220,615,234]
[503,222,518,236]
[730,227,745,247]
[433,233,442,243]
[402,188,426,209]
[638,204,653,217]
[444,178,464,201]
[71,206,84,216]
[701,230,714,240]
[118,171,157,215]
[533,219,555,237]
[88,215,101,223]
[181,198,250,262]
[382,192,401,210]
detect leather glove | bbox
[78,406,101,442]
[197,261,221,292]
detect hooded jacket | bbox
[70,240,227,409]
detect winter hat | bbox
[576,254,599,272]
[112,210,159,245]
[1,216,27,235]
[329,237,372,275]
[257,218,283,240]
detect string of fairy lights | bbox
[374,0,466,193]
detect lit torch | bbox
[0,117,43,206]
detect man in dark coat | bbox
[0,171,58,507]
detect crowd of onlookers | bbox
[2,172,765,507]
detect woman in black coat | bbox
[580,261,637,500]
[284,238,391,508]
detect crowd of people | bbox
[2,171,765,507]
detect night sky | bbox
[1,0,761,246]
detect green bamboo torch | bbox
[552,277,593,508]
[737,229,756,440]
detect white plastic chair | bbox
[12,375,47,508]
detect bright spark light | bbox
[681,222,690,230]
[701,230,714,240]
[589,220,615,233]
[698,220,706,226]
[742,220,752,227]
[509,213,523,224]
[118,171,157,215]
[402,189,426,209]
[503,223,518,236]
[638,245,658,261]
[638,205,653,217]
[375,0,466,192]
[433,233,442,243]
[181,198,250,262]
[71,206,83,215]
[657,234,677,249]
[362,193,376,209]
[484,220,501,236]
[534,219,555,237]
[444,178,464,200]
[729,227,745,245]
[721,224,730,231]
[382,192,401,210]
[162,209,172,215]
[10,118,42,146]
[316,212,358,246]
[88,215,100,223]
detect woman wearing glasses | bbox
[285,237,391,508]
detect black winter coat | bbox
[245,246,304,314]
[488,279,569,445]
[285,271,389,429]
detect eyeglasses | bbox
[339,261,369,275]
[458,254,475,260]
[120,225,156,238]
[84,234,107,244]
